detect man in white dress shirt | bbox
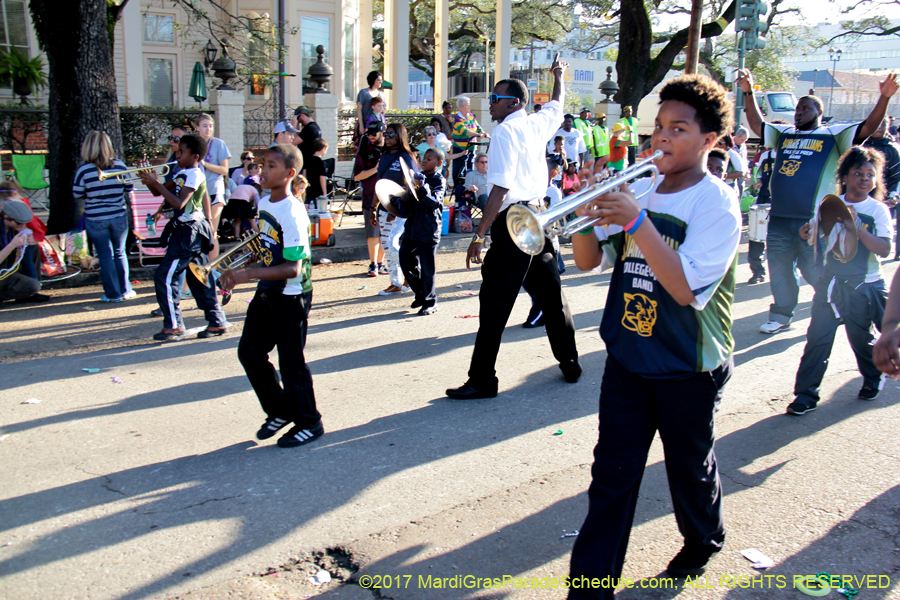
[446,54,580,400]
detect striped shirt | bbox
[73,160,133,220]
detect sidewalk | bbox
[41,211,476,290]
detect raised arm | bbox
[854,73,899,144]
[735,69,764,139]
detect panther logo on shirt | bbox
[622,293,657,337]
[779,160,802,177]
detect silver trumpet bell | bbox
[506,150,663,255]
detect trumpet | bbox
[506,150,663,256]
[97,161,176,184]
[189,231,264,285]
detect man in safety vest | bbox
[591,113,610,171]
[617,105,639,166]
[574,108,595,158]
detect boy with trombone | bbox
[565,75,740,596]
[139,134,227,341]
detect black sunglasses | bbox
[384,132,397,139]
[243,156,255,161]
[168,136,181,143]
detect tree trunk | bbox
[614,0,654,115]
[615,0,736,118]
[29,0,122,234]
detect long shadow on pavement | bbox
[335,379,898,600]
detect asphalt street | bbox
[1,240,899,600]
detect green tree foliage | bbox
[700,26,807,91]
[374,0,572,83]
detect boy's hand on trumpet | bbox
[575,187,641,229]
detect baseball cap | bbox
[366,121,386,136]
[274,121,299,134]
[580,107,590,113]
[294,106,314,116]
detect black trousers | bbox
[794,279,885,405]
[399,238,438,308]
[748,240,766,277]
[568,354,731,600]
[238,289,321,429]
[467,208,577,390]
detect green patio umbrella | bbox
[189,62,208,107]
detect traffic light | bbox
[740,0,769,50]
[738,0,756,33]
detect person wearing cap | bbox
[608,122,629,172]
[574,108,595,157]
[354,120,387,276]
[617,105,640,166]
[273,120,298,146]
[547,114,587,169]
[294,106,322,170]
[0,199,48,305]
[591,113,611,170]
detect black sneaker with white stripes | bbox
[277,420,325,448]
[256,417,290,440]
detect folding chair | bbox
[323,157,362,226]
[128,189,170,266]
[11,154,49,211]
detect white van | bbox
[636,90,797,142]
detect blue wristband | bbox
[626,209,646,236]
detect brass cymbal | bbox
[375,179,407,218]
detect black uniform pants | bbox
[238,289,321,429]
[399,238,438,308]
[794,279,885,405]
[467,208,577,391]
[567,354,731,599]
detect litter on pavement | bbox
[309,570,331,585]
[82,368,100,373]
[741,548,774,569]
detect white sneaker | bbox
[378,284,403,296]
[400,284,411,294]
[759,320,790,334]
[122,290,137,300]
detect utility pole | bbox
[684,0,703,74]
[277,0,286,122]
[736,0,769,125]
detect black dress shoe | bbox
[410,297,424,309]
[748,274,765,284]
[666,545,720,578]
[446,383,498,400]
[560,360,582,383]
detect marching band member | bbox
[446,53,580,400]
[567,74,740,596]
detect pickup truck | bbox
[635,90,797,143]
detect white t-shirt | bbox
[545,184,563,208]
[821,194,893,283]
[593,174,740,311]
[256,194,312,295]
[547,129,587,163]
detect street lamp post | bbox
[828,48,842,118]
